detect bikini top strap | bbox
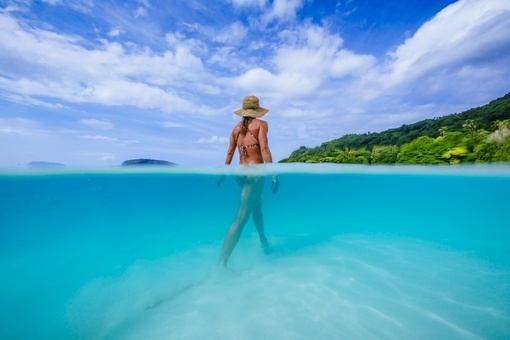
[247,129,258,141]
[236,126,258,142]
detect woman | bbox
[218,95,279,267]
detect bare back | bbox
[224,118,273,165]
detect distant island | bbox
[28,161,65,167]
[121,159,177,166]
[280,93,510,164]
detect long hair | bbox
[240,117,254,136]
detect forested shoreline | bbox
[280,93,510,164]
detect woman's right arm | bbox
[225,131,236,165]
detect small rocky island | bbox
[27,161,65,167]
[121,159,177,166]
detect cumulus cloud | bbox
[381,0,510,100]
[107,28,122,37]
[1,0,509,166]
[263,0,304,24]
[214,21,248,44]
[227,23,376,100]
[0,12,207,113]
[275,24,375,81]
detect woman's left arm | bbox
[258,120,279,193]
[258,120,273,164]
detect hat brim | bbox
[233,107,269,118]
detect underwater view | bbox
[1,164,509,339]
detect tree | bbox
[281,93,510,164]
[371,146,399,164]
[397,136,447,164]
[463,119,477,138]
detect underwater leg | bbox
[218,177,264,266]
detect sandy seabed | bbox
[67,234,510,339]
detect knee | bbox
[235,209,251,224]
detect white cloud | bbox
[134,7,147,17]
[41,0,93,12]
[280,107,331,118]
[41,0,62,5]
[80,119,114,130]
[228,67,275,92]
[331,49,376,77]
[1,93,66,109]
[134,0,150,17]
[1,0,509,167]
[214,21,248,44]
[229,0,266,8]
[263,0,304,24]
[80,135,118,142]
[0,117,47,136]
[107,28,122,37]
[382,0,510,99]
[0,12,210,114]
[196,136,229,144]
[227,23,376,99]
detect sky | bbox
[0,0,509,167]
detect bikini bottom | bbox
[235,175,264,187]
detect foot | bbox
[260,236,270,249]
[260,237,271,254]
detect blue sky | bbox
[1,0,509,167]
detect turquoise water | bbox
[1,164,509,339]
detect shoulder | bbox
[254,118,268,128]
[258,119,268,131]
[230,125,240,137]
[232,122,242,132]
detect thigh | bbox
[239,176,264,211]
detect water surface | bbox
[1,164,509,339]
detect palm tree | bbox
[463,119,477,138]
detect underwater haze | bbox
[0,164,509,339]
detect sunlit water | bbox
[1,164,509,339]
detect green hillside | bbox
[280,93,510,164]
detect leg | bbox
[218,177,263,267]
[252,203,269,249]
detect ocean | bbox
[1,164,509,339]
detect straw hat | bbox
[234,95,269,118]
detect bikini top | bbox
[236,128,259,159]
